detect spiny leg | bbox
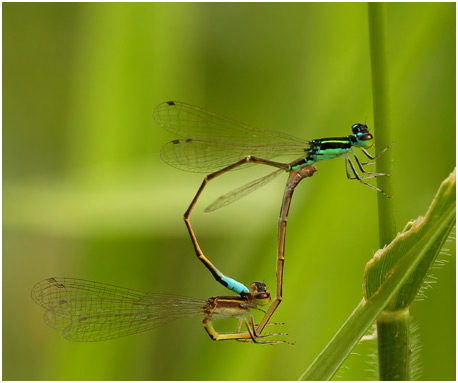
[256,322,286,327]
[249,307,286,326]
[359,144,393,165]
[203,315,288,344]
[184,156,289,294]
[234,317,285,342]
[237,316,290,344]
[345,158,389,197]
[360,144,393,162]
[239,317,284,339]
[248,313,288,339]
[352,153,390,177]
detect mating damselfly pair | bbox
[32,101,390,343]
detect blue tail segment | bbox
[221,276,249,295]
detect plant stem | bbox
[369,4,411,380]
[368,3,397,248]
[376,310,411,380]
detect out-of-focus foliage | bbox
[3,3,455,380]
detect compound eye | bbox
[352,123,361,134]
[358,132,373,141]
[357,132,374,148]
[250,281,267,294]
[254,292,270,300]
[352,123,369,135]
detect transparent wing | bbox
[154,101,309,173]
[31,278,207,342]
[205,169,285,212]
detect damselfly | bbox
[154,101,390,295]
[31,277,287,344]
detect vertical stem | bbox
[377,310,411,380]
[369,4,410,381]
[368,3,397,248]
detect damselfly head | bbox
[352,123,374,148]
[250,281,271,306]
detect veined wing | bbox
[154,101,309,173]
[205,169,285,212]
[32,278,206,342]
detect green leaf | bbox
[299,169,456,381]
[364,168,456,310]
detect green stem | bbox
[376,310,411,380]
[368,3,397,248]
[369,4,411,381]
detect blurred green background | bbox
[3,3,455,380]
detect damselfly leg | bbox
[345,149,390,197]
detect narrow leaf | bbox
[299,169,455,381]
